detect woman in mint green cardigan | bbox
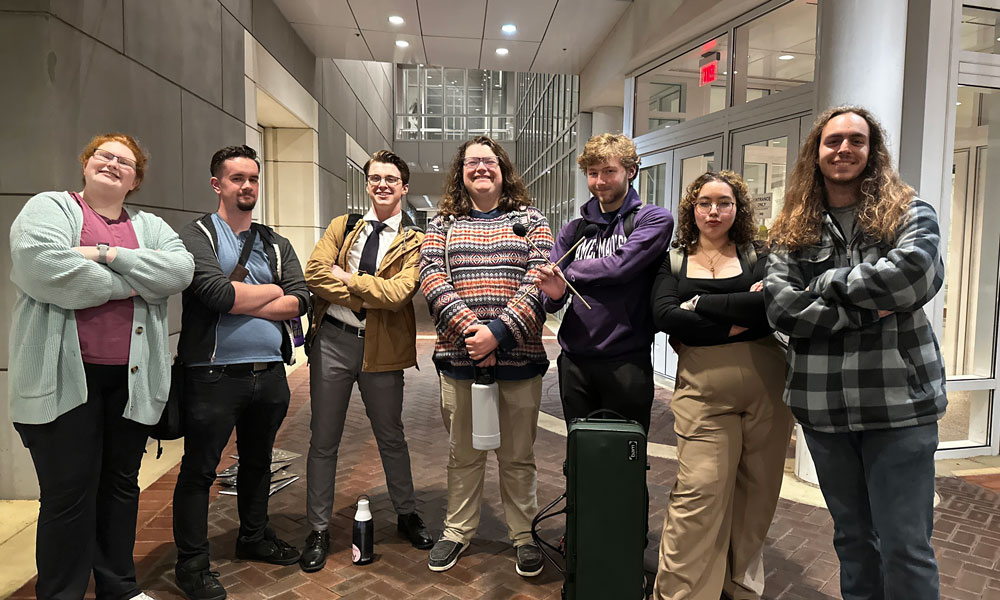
[8,133,194,600]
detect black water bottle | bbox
[351,495,374,565]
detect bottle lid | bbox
[355,496,372,521]
[474,366,495,384]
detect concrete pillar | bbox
[814,0,908,163]
[793,0,909,485]
[591,106,625,136]
[575,112,594,214]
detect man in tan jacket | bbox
[299,150,430,573]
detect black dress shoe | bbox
[397,512,434,549]
[299,530,330,573]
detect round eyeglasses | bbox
[695,201,735,215]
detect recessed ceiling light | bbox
[778,54,794,60]
[502,24,517,34]
[396,40,409,48]
[496,48,509,56]
[388,15,404,25]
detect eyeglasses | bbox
[463,156,499,169]
[92,149,137,171]
[695,201,735,215]
[367,174,401,185]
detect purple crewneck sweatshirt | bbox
[542,188,673,358]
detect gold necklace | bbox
[700,245,728,278]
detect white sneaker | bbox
[131,593,156,600]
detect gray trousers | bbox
[306,323,417,531]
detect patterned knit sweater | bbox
[419,206,553,369]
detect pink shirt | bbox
[72,193,139,365]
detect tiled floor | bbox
[9,297,1000,599]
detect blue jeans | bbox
[801,422,940,600]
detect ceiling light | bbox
[388,15,404,25]
[396,40,409,48]
[502,24,517,34]
[957,101,962,106]
[778,54,794,60]
[496,48,509,56]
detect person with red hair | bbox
[9,133,194,600]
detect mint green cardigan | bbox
[8,191,195,425]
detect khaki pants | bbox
[654,337,793,600]
[439,374,542,547]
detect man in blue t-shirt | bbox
[173,145,310,600]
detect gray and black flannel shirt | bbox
[764,198,947,433]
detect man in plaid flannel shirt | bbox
[764,106,946,600]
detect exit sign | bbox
[699,51,721,87]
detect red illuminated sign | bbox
[699,50,721,87]
[699,61,718,86]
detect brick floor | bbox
[11,296,1000,599]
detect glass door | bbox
[731,120,800,239]
[637,151,673,377]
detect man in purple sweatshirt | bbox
[536,133,673,432]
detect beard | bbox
[236,194,257,212]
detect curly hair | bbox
[768,105,914,250]
[79,132,149,192]
[577,133,641,182]
[671,170,757,253]
[438,136,532,218]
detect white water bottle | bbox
[471,366,501,450]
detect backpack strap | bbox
[668,247,685,277]
[623,205,640,238]
[344,213,364,237]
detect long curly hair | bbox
[438,136,532,218]
[768,105,914,250]
[671,170,756,253]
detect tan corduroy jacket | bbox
[304,212,424,372]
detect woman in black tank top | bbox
[650,171,793,600]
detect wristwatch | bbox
[97,243,110,264]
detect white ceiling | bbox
[272,0,633,74]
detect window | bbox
[395,66,515,140]
[735,0,816,104]
[634,34,730,136]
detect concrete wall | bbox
[0,0,393,499]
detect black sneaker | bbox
[174,556,226,600]
[515,543,543,577]
[235,529,301,566]
[427,538,466,572]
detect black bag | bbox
[151,360,184,443]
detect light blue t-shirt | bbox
[189,213,282,366]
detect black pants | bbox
[14,364,151,600]
[557,351,655,432]
[172,362,290,565]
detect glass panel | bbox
[939,389,992,444]
[445,68,465,114]
[943,86,1000,379]
[635,34,729,136]
[423,116,443,140]
[468,116,488,137]
[736,0,817,103]
[638,163,666,208]
[445,116,465,140]
[679,153,717,194]
[961,6,1000,53]
[741,136,788,239]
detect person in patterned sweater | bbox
[419,135,553,577]
[764,106,945,600]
